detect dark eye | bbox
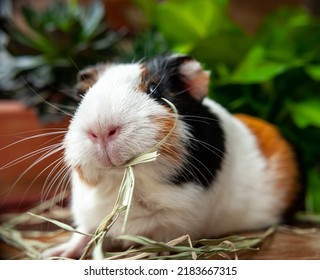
[147,82,156,94]
[147,82,161,98]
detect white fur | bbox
[44,63,287,258]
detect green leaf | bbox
[21,7,41,32]
[134,0,157,24]
[80,1,105,38]
[155,0,222,46]
[230,46,288,83]
[191,31,251,69]
[289,99,320,128]
[305,168,320,213]
[305,64,320,81]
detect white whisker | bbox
[9,146,64,193]
[18,155,65,209]
[42,162,71,204]
[0,131,66,152]
[20,77,74,118]
[0,143,62,170]
[188,136,224,160]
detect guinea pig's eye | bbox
[147,82,161,98]
[147,82,157,94]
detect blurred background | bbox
[0,0,319,216]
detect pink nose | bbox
[88,126,120,143]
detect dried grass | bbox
[0,194,276,260]
[0,193,70,259]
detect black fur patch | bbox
[146,55,225,188]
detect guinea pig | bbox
[43,54,300,258]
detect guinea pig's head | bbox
[64,54,210,185]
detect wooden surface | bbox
[1,223,319,260]
[225,226,320,260]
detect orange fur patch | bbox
[75,165,100,187]
[76,64,108,96]
[152,112,183,164]
[137,65,148,93]
[235,114,300,212]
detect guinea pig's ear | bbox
[176,56,210,101]
[75,64,107,96]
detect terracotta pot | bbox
[0,101,70,213]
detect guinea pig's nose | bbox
[88,130,98,141]
[88,126,120,143]
[108,126,119,138]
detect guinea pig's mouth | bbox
[95,148,137,169]
[101,153,115,167]
[98,153,123,169]
[97,149,154,170]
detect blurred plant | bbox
[0,0,126,122]
[136,0,320,213]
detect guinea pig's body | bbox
[43,55,300,258]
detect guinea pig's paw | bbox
[40,234,90,259]
[40,243,72,259]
